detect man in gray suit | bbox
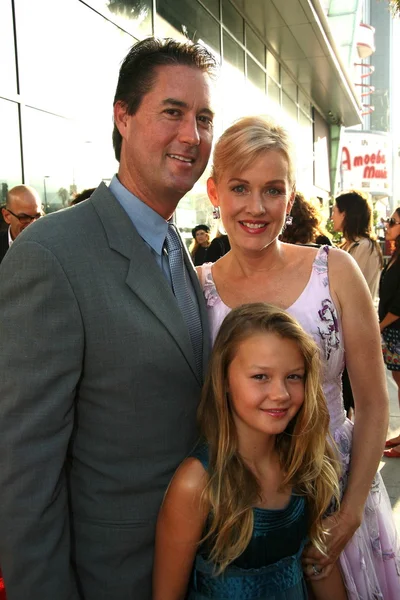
[0,38,217,599]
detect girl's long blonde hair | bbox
[197,303,340,573]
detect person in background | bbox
[380,209,400,458]
[332,190,383,419]
[70,187,96,206]
[197,115,399,597]
[0,185,42,263]
[154,303,346,600]
[0,37,216,600]
[332,190,382,303]
[190,224,210,266]
[280,191,332,246]
[206,226,230,262]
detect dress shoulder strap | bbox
[190,441,209,471]
[312,245,330,277]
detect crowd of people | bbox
[0,36,399,600]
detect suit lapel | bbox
[91,183,201,383]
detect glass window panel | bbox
[0,99,22,209]
[266,50,280,83]
[77,0,152,37]
[267,76,280,108]
[245,24,265,66]
[282,92,298,122]
[298,90,312,117]
[221,33,245,126]
[156,0,220,56]
[23,108,75,213]
[247,56,266,94]
[0,0,18,94]
[222,0,243,43]
[15,0,135,117]
[200,0,219,18]
[282,71,297,103]
[223,32,244,74]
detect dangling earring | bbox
[212,206,221,219]
[285,214,293,226]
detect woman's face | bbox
[385,212,400,241]
[207,150,294,254]
[195,229,209,246]
[332,203,344,233]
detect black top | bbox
[206,235,230,263]
[192,245,208,267]
[379,257,400,330]
[0,230,9,264]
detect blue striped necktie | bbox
[165,224,203,376]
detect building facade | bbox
[1,0,363,231]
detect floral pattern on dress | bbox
[312,245,330,288]
[202,268,220,307]
[317,298,340,360]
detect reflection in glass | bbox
[15,0,135,117]
[156,0,220,56]
[222,0,243,43]
[23,108,75,212]
[0,0,18,94]
[245,24,265,66]
[79,0,152,37]
[298,90,311,117]
[0,99,22,207]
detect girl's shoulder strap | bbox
[190,441,210,471]
[312,244,330,275]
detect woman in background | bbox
[332,190,382,303]
[280,192,331,246]
[332,190,383,418]
[190,224,211,266]
[380,209,400,457]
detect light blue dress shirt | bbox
[109,175,173,286]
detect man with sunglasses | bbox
[0,185,42,263]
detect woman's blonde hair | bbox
[198,303,340,573]
[210,115,296,186]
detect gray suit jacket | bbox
[0,183,210,599]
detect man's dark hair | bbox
[112,37,218,162]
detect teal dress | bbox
[187,444,309,599]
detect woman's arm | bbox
[380,312,400,331]
[304,249,389,572]
[153,457,209,600]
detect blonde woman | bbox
[196,116,399,598]
[154,304,345,600]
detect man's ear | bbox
[2,208,11,226]
[207,177,219,208]
[113,101,130,138]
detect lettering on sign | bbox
[341,146,387,180]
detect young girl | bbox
[153,303,346,600]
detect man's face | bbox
[2,190,43,239]
[115,64,214,218]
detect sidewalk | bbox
[379,371,400,533]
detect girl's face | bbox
[207,151,294,254]
[385,212,400,241]
[332,203,344,233]
[227,332,305,443]
[195,229,209,246]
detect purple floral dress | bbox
[199,245,400,600]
